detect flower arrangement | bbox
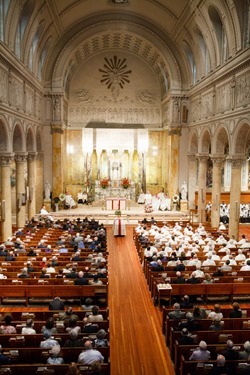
[59,193,66,201]
[100,178,109,189]
[121,177,130,189]
[172,194,179,203]
[145,203,153,213]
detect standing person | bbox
[113,211,126,237]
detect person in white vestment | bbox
[113,212,126,237]
[40,206,48,215]
[138,191,145,204]
[65,192,77,209]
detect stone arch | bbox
[207,2,236,64]
[188,130,199,154]
[0,116,10,152]
[212,124,230,155]
[36,128,43,152]
[199,128,211,154]
[26,126,35,152]
[12,122,25,152]
[232,119,250,156]
[46,20,184,95]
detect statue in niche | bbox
[112,161,119,180]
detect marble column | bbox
[167,128,180,197]
[197,154,208,222]
[211,156,224,228]
[51,125,64,198]
[15,153,27,229]
[27,152,37,219]
[187,154,197,210]
[0,154,13,240]
[228,157,244,240]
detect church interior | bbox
[0,0,250,374]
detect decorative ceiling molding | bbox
[107,0,130,6]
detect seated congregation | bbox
[0,215,110,374]
[134,219,250,375]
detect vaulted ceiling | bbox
[2,0,247,97]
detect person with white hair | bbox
[47,345,64,364]
[221,340,239,360]
[239,340,250,360]
[168,303,186,320]
[189,341,211,361]
[209,354,230,375]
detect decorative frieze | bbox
[9,73,23,110]
[235,73,250,107]
[0,66,8,103]
[190,96,201,122]
[216,83,231,114]
[201,91,214,118]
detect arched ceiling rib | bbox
[43,10,191,92]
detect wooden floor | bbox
[108,225,175,375]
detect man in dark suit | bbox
[186,272,200,284]
[221,340,239,360]
[178,328,195,345]
[172,271,186,284]
[83,267,94,278]
[228,302,242,318]
[49,296,65,310]
[66,266,78,279]
[74,271,88,285]
[173,260,185,271]
[71,251,83,262]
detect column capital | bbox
[167,127,181,136]
[0,153,13,166]
[226,155,245,168]
[187,153,197,162]
[50,123,64,135]
[27,152,38,162]
[210,155,225,166]
[196,153,209,163]
[15,153,28,163]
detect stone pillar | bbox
[211,156,224,228]
[27,153,37,219]
[167,128,180,197]
[15,154,27,229]
[187,154,197,210]
[228,157,244,240]
[0,155,13,240]
[51,125,64,198]
[197,154,208,222]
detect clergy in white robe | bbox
[113,217,126,237]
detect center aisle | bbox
[107,226,175,375]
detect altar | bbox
[106,197,127,211]
[94,180,136,202]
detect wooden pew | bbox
[0,285,108,306]
[0,363,110,375]
[1,346,109,364]
[169,327,250,359]
[174,341,244,375]
[179,355,249,375]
